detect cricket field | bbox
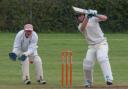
[0,33,128,89]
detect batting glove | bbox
[88,9,97,16]
[87,9,97,18]
[18,52,29,61]
[18,54,27,61]
[9,52,17,61]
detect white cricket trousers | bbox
[21,55,44,81]
[83,40,113,83]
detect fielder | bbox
[73,7,113,88]
[9,24,46,85]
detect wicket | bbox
[61,50,72,88]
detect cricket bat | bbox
[72,6,89,14]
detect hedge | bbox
[0,0,127,33]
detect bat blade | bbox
[72,6,88,14]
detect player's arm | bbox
[12,31,23,52]
[9,31,23,61]
[95,14,108,21]
[86,9,107,22]
[79,17,89,32]
[79,9,99,32]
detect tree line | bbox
[0,0,128,33]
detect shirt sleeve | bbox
[26,32,38,55]
[12,30,23,53]
[94,17,102,22]
[78,23,82,32]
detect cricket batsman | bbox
[9,24,46,85]
[73,6,113,88]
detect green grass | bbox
[0,33,128,89]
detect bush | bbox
[0,0,127,33]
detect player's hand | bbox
[9,52,17,61]
[18,54,27,61]
[18,52,28,61]
[87,9,97,18]
[88,9,97,16]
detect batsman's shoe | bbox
[84,80,92,88]
[106,78,113,85]
[37,79,46,84]
[24,79,31,85]
[106,80,113,85]
[106,81,113,85]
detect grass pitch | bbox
[0,33,128,89]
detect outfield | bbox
[0,33,128,89]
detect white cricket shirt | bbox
[13,30,38,55]
[78,17,105,45]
